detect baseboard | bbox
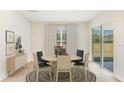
[113,74,124,82]
[0,75,8,82]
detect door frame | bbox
[92,25,114,72]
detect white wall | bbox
[78,23,89,53]
[89,11,124,81]
[31,22,89,54]
[31,22,45,53]
[0,11,31,80]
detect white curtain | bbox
[66,24,78,55]
[44,23,78,55]
[44,24,56,55]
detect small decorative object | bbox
[54,45,62,57]
[15,36,24,54]
[6,43,14,55]
[6,30,14,43]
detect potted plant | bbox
[15,36,24,54]
[54,45,61,57]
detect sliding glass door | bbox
[103,23,113,72]
[92,22,113,72]
[92,26,102,66]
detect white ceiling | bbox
[17,10,101,22]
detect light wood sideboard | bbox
[6,54,27,75]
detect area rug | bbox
[26,67,96,82]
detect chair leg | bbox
[33,66,37,71]
[70,70,72,82]
[36,70,39,82]
[53,66,57,82]
[56,71,58,82]
[84,68,88,82]
[53,72,55,82]
[71,68,74,81]
[33,67,35,71]
[49,68,52,82]
[33,64,36,71]
[72,67,76,81]
[87,65,89,71]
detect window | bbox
[56,29,67,48]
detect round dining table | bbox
[42,55,81,62]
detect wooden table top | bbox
[42,55,81,62]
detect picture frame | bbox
[6,43,14,56]
[6,30,14,43]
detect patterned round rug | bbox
[26,67,96,82]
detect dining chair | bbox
[37,51,49,63]
[60,48,66,55]
[33,53,52,82]
[33,51,50,71]
[73,53,89,81]
[56,55,72,82]
[72,50,84,65]
[73,53,89,70]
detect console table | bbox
[6,54,27,75]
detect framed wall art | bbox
[6,43,14,56]
[6,30,14,43]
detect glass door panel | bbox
[92,26,102,66]
[102,22,113,72]
[103,22,113,72]
[103,30,113,71]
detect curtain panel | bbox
[66,24,78,55]
[44,24,57,55]
[44,23,78,55]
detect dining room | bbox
[1,1,124,93]
[30,22,92,82]
[1,10,123,82]
[27,11,93,82]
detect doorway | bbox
[92,22,113,72]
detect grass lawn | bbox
[93,43,113,62]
